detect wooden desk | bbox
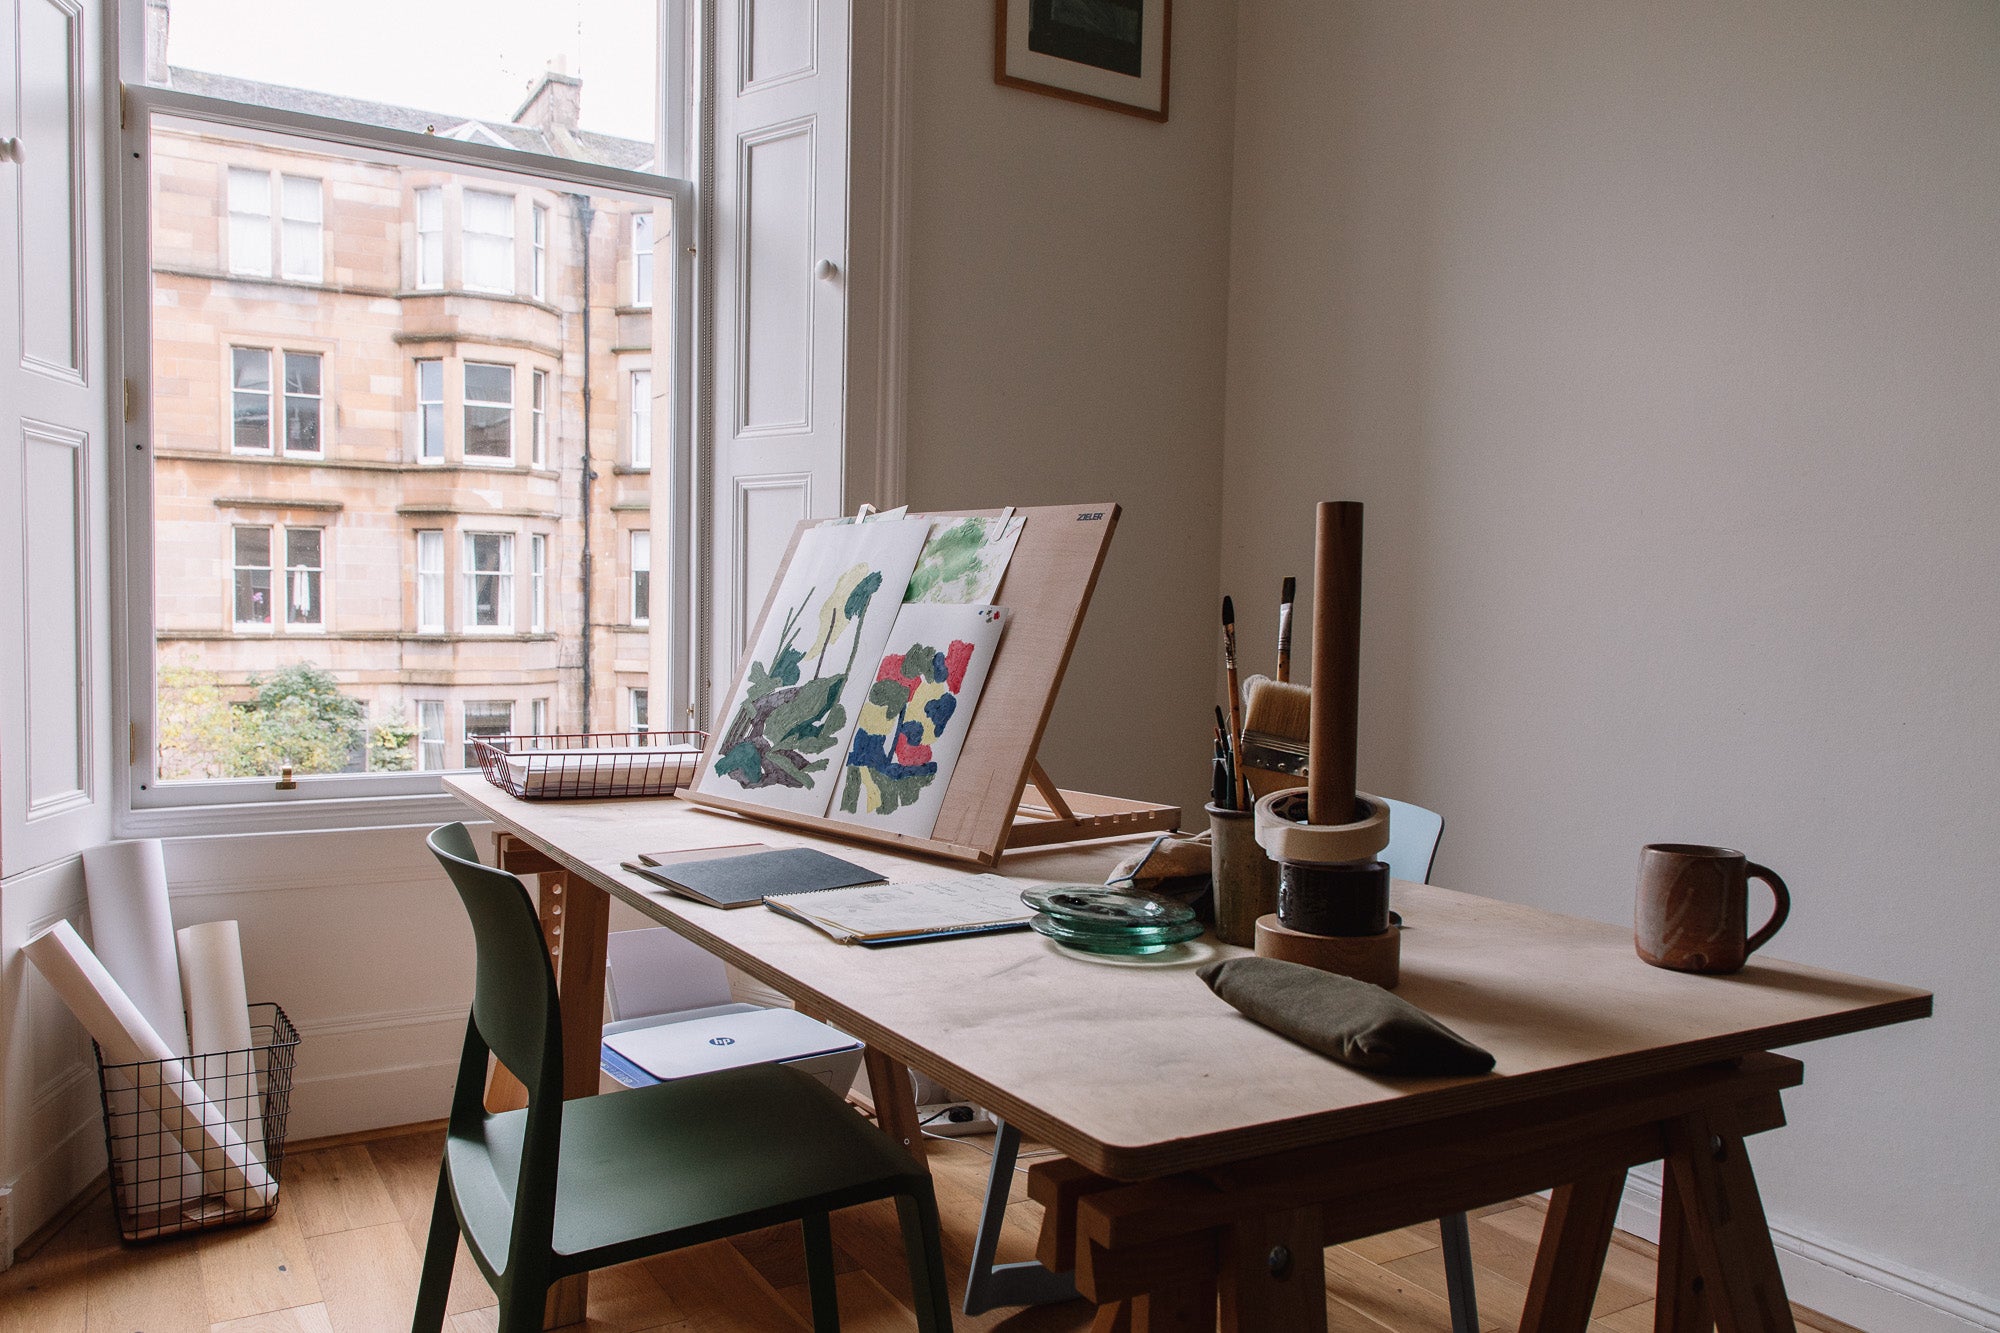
[444,777,1930,1331]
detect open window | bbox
[118,0,691,825]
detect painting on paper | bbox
[831,603,1010,837]
[904,514,1026,605]
[698,518,931,816]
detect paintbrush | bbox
[1222,596,1247,809]
[1275,576,1297,682]
[1215,705,1238,810]
[1238,673,1312,799]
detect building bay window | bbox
[231,348,273,452]
[463,362,514,462]
[415,185,444,288]
[417,700,446,771]
[463,190,515,293]
[632,211,654,307]
[417,359,445,461]
[280,175,324,281]
[631,529,650,625]
[630,368,652,469]
[463,532,514,630]
[416,529,445,631]
[463,699,515,766]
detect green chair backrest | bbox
[428,823,563,1105]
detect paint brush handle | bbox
[1276,601,1294,683]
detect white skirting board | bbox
[1616,1167,2000,1333]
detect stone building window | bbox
[632,211,653,306]
[463,362,515,462]
[530,534,548,633]
[232,525,273,626]
[416,359,445,461]
[227,168,322,280]
[285,528,324,626]
[462,531,515,631]
[462,699,515,766]
[231,348,322,455]
[531,369,549,467]
[463,189,515,293]
[415,186,444,289]
[416,700,446,771]
[532,204,549,300]
[630,529,650,625]
[416,530,445,631]
[630,368,652,468]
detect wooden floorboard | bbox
[0,1122,1867,1331]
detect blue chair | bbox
[1379,799,1476,1333]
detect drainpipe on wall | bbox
[571,193,597,732]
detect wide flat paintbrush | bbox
[1237,673,1311,799]
[1222,597,1247,810]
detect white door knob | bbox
[0,138,21,163]
[816,258,839,281]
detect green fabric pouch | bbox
[1197,956,1496,1076]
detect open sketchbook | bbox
[765,874,1035,946]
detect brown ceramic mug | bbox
[1634,844,1791,974]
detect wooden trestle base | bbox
[1029,1052,1808,1333]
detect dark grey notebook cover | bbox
[633,847,886,908]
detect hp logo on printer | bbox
[708,1036,735,1046]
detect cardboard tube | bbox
[82,840,188,1056]
[177,920,264,1165]
[1308,502,1364,827]
[25,922,276,1206]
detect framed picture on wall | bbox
[994,0,1171,122]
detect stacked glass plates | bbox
[1020,885,1204,955]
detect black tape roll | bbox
[1276,859,1390,937]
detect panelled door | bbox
[702,0,853,713]
[0,0,111,875]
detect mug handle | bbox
[1744,863,1792,956]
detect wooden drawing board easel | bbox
[681,502,1180,867]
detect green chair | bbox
[413,823,952,1333]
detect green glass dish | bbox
[1028,912,1205,955]
[1018,885,1195,928]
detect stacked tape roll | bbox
[24,922,277,1207]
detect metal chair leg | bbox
[1440,1209,1480,1333]
[961,1117,1080,1315]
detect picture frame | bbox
[994,0,1171,123]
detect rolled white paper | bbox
[176,920,264,1165]
[25,922,276,1207]
[82,841,188,1057]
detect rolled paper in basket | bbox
[26,922,278,1206]
[177,920,265,1166]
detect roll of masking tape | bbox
[1254,788,1391,864]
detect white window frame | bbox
[415,185,444,289]
[531,203,548,301]
[462,699,515,767]
[462,360,514,465]
[416,699,447,771]
[231,524,274,628]
[531,368,548,467]
[530,533,547,633]
[630,687,649,735]
[280,173,324,281]
[630,367,652,469]
[416,358,445,462]
[113,18,710,832]
[226,166,273,276]
[230,346,275,454]
[632,210,654,307]
[281,350,323,456]
[630,529,650,626]
[530,698,548,736]
[462,188,516,294]
[415,529,445,632]
[283,526,326,628]
[462,531,515,632]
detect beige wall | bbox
[1222,1,1999,1324]
[900,6,1237,820]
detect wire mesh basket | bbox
[474,729,708,799]
[93,1002,300,1243]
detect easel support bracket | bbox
[1008,759,1180,851]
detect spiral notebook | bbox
[763,873,1035,946]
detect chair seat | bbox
[450,1062,926,1270]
